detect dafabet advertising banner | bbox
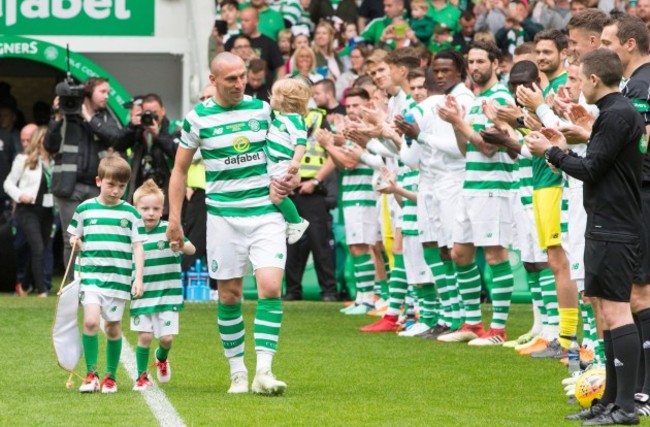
[0,0,155,36]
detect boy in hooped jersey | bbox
[69,155,147,394]
[130,179,196,391]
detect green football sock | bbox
[352,253,376,299]
[386,254,407,317]
[580,300,598,345]
[527,271,545,334]
[155,345,170,362]
[445,261,463,328]
[254,298,283,353]
[82,333,99,374]
[136,346,150,377]
[456,263,482,325]
[276,198,301,224]
[489,260,514,330]
[218,301,245,359]
[423,247,450,326]
[419,284,438,327]
[106,337,122,378]
[539,268,559,329]
[378,279,389,300]
[595,339,606,365]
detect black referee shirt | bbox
[547,92,645,243]
[621,62,650,184]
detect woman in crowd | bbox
[4,126,53,297]
[289,45,325,84]
[336,44,368,100]
[312,21,345,81]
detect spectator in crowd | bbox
[313,21,345,81]
[427,0,462,33]
[336,45,369,100]
[277,28,293,65]
[245,58,272,103]
[453,10,477,54]
[113,94,179,215]
[495,1,543,55]
[11,123,37,296]
[361,0,407,48]
[225,8,286,79]
[473,30,498,44]
[637,0,650,23]
[428,23,457,53]
[289,46,325,83]
[4,126,53,297]
[308,0,359,25]
[475,0,509,34]
[269,0,304,27]
[284,86,338,302]
[208,0,242,61]
[230,34,257,66]
[249,0,286,41]
[44,77,132,274]
[312,79,347,123]
[414,44,433,67]
[359,0,386,32]
[336,22,361,70]
[409,0,436,44]
[534,0,572,30]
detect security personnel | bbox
[284,106,339,301]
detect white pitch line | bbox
[120,337,187,427]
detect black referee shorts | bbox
[634,186,650,284]
[585,238,639,302]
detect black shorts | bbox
[585,238,639,302]
[634,186,650,284]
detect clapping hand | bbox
[568,104,594,132]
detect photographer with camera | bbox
[113,94,178,215]
[44,76,132,270]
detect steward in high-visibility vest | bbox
[301,108,329,179]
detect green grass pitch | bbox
[1,295,645,426]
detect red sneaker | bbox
[359,315,398,332]
[468,327,506,346]
[156,359,171,383]
[100,375,117,394]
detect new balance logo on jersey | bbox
[224,152,261,165]
[276,253,284,260]
[165,320,171,327]
[551,233,559,239]
[486,233,493,238]
[572,263,580,270]
[111,306,117,312]
[643,341,650,350]
[614,358,624,367]
[90,219,98,225]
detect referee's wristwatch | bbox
[311,178,321,187]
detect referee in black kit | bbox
[526,48,645,426]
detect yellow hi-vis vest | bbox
[301,108,328,178]
[187,162,206,190]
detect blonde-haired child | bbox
[264,77,311,244]
[130,179,195,390]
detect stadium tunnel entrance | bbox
[0,36,133,292]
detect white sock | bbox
[229,356,247,376]
[256,351,273,373]
[531,302,543,334]
[362,291,375,305]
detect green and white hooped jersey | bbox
[181,95,277,217]
[68,199,146,300]
[269,0,303,25]
[130,221,185,316]
[518,156,533,207]
[464,83,516,196]
[400,169,419,236]
[264,112,307,163]
[341,162,377,208]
